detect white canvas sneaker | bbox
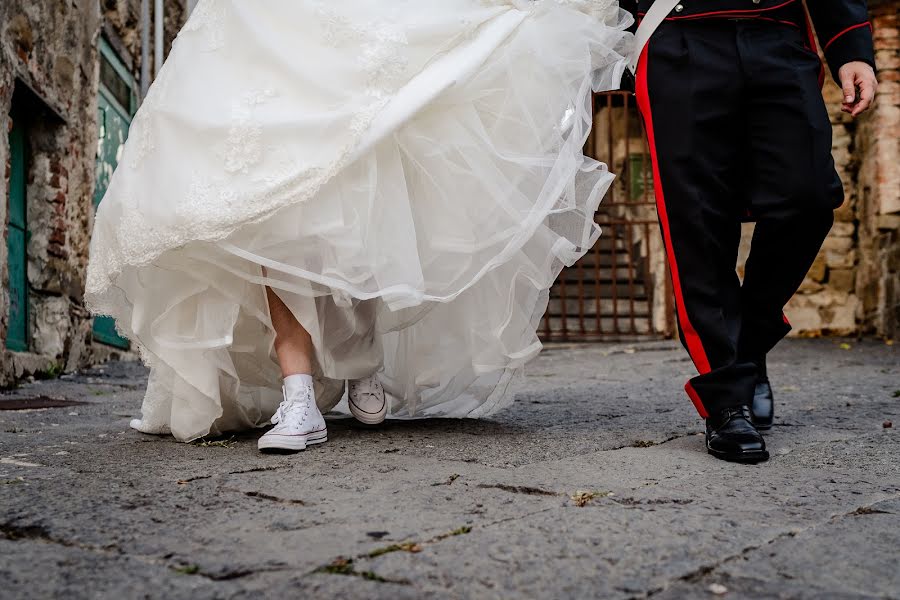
[348,374,387,425]
[258,385,327,453]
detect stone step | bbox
[546,298,651,317]
[541,316,653,336]
[550,282,650,300]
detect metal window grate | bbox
[541,92,674,342]
[91,39,138,350]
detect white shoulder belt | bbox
[628,0,681,73]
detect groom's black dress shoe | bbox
[705,406,769,464]
[751,378,775,431]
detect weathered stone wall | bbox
[782,72,864,335]
[762,0,899,339]
[855,0,899,338]
[0,0,185,385]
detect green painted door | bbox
[92,39,138,349]
[6,114,28,351]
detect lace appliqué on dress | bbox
[128,60,173,169]
[182,0,227,51]
[221,89,277,174]
[479,0,622,23]
[314,3,410,100]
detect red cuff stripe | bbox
[823,22,872,52]
[685,382,709,419]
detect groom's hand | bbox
[838,61,878,118]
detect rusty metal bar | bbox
[606,94,615,205]
[644,221,654,336]
[642,130,651,203]
[665,254,675,338]
[611,224,620,334]
[594,237,602,336]
[577,258,585,335]
[626,222,637,333]
[624,94,631,205]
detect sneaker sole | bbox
[349,410,386,425]
[258,430,328,453]
[348,401,387,425]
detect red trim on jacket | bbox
[756,17,800,27]
[801,9,826,89]
[823,22,872,52]
[638,0,798,21]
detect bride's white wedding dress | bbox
[85,0,633,441]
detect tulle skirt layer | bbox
[85,0,633,441]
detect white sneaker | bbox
[348,374,387,425]
[258,384,327,453]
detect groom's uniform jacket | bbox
[625,0,875,83]
[624,0,876,417]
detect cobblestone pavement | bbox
[1,339,897,599]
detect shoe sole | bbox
[750,414,774,431]
[707,447,770,464]
[350,404,387,425]
[258,430,328,453]
[348,400,387,425]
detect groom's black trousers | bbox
[635,19,843,417]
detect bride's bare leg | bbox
[265,286,314,376]
[259,286,327,453]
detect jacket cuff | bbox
[823,23,876,85]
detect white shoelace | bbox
[349,375,383,406]
[271,386,312,425]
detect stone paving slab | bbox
[0,339,897,599]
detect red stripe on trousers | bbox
[635,43,713,377]
[685,382,710,419]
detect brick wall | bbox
[0,0,185,385]
[855,1,900,338]
[776,0,899,338]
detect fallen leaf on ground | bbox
[367,543,419,558]
[191,436,236,448]
[429,526,472,542]
[173,565,200,575]
[571,490,612,507]
[432,474,460,486]
[319,558,354,575]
